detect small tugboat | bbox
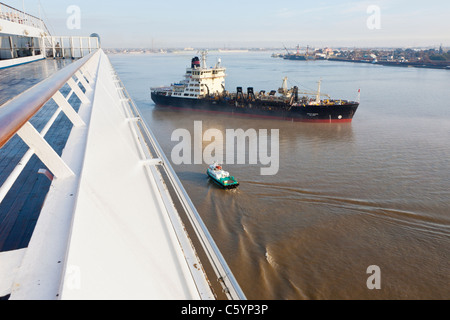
[207,162,239,190]
[151,51,360,122]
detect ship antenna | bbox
[316,79,322,104]
[282,77,288,92]
[198,50,208,68]
[357,89,361,103]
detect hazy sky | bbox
[5,0,450,48]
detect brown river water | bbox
[110,52,450,300]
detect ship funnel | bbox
[191,57,201,69]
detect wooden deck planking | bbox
[0,59,73,107]
[0,59,83,252]
[0,156,51,251]
[0,107,79,251]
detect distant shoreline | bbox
[104,49,450,70]
[327,58,450,70]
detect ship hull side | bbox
[207,171,239,190]
[151,92,358,122]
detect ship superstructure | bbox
[0,2,100,69]
[0,2,50,68]
[162,51,226,99]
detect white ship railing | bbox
[0,50,98,193]
[0,2,50,35]
[0,49,245,300]
[44,36,100,59]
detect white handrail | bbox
[0,50,98,149]
[0,50,99,204]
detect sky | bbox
[4,0,450,48]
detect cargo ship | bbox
[283,45,315,61]
[151,51,360,122]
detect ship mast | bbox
[281,77,288,94]
[316,79,322,104]
[199,50,208,68]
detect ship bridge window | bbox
[0,35,42,60]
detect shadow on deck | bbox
[0,59,80,252]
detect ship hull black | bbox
[283,55,315,61]
[284,55,307,61]
[151,92,359,122]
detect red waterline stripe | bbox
[155,104,353,123]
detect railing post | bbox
[80,67,94,84]
[51,36,55,58]
[67,78,90,104]
[75,70,92,91]
[40,36,45,58]
[70,37,74,59]
[52,91,86,127]
[9,36,15,59]
[60,37,65,58]
[17,122,75,179]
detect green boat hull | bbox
[207,171,239,189]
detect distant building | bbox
[380,55,394,62]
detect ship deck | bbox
[0,59,73,106]
[0,58,76,252]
